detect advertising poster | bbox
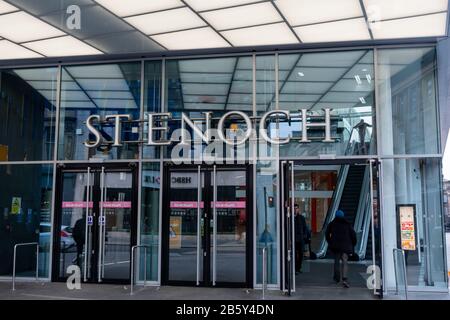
[169,216,182,249]
[399,205,416,251]
[11,197,21,215]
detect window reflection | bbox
[0,68,57,161]
[164,57,253,160]
[275,50,376,157]
[58,63,141,160]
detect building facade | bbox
[0,0,449,298]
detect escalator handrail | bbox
[315,164,350,258]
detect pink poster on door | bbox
[62,201,93,208]
[211,201,246,209]
[170,201,205,209]
[102,201,132,208]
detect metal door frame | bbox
[279,158,382,296]
[51,162,139,284]
[161,163,253,288]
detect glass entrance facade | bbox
[0,45,447,294]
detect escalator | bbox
[336,165,366,227]
[315,164,370,259]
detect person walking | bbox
[72,215,86,267]
[325,210,357,288]
[294,204,309,274]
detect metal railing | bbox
[393,248,408,300]
[262,246,267,300]
[12,242,39,291]
[130,245,150,295]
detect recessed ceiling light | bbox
[0,11,65,43]
[0,0,17,14]
[185,0,261,11]
[94,0,183,17]
[0,40,42,60]
[298,72,305,77]
[275,0,363,26]
[370,12,447,39]
[294,18,371,43]
[201,2,282,31]
[23,36,103,57]
[151,27,230,50]
[359,97,366,104]
[363,0,447,21]
[354,75,362,85]
[221,22,298,46]
[125,7,206,35]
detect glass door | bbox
[212,167,248,286]
[369,159,383,297]
[281,161,295,294]
[164,165,251,287]
[53,164,137,283]
[166,167,205,285]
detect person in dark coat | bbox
[294,204,309,274]
[72,215,86,266]
[325,210,357,288]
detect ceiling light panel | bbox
[94,99,138,109]
[281,82,331,94]
[295,18,371,43]
[185,0,262,11]
[76,79,130,91]
[370,13,447,39]
[62,101,97,109]
[180,73,232,84]
[183,103,225,110]
[182,83,229,95]
[221,22,298,46]
[363,0,448,21]
[94,0,183,17]
[87,91,134,100]
[183,95,227,103]
[23,36,102,57]
[179,58,236,72]
[0,0,17,14]
[299,51,364,67]
[13,68,57,81]
[0,40,42,60]
[0,11,65,43]
[279,94,322,102]
[201,2,282,30]
[65,65,126,79]
[125,7,206,35]
[332,79,373,92]
[287,67,347,82]
[321,91,367,102]
[152,27,230,50]
[275,0,363,26]
[60,91,92,101]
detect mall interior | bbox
[0,0,449,299]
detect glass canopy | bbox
[0,0,447,61]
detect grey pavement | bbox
[0,281,448,300]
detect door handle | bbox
[83,167,91,282]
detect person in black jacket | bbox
[72,215,86,266]
[294,204,309,274]
[325,210,357,288]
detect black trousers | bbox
[295,241,304,272]
[75,243,84,266]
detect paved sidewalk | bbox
[0,282,448,300]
